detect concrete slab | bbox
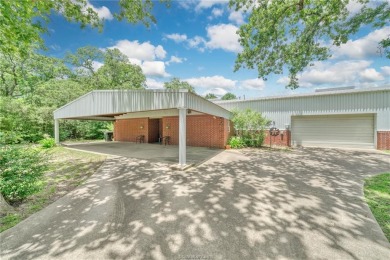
[64,141,223,166]
[1,147,389,259]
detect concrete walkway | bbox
[1,148,389,259]
[64,142,223,166]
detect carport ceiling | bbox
[54,89,232,120]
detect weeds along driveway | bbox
[1,148,390,259]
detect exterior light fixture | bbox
[140,125,144,129]
[165,124,170,129]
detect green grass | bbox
[364,173,390,242]
[0,213,21,233]
[383,150,390,154]
[0,146,106,233]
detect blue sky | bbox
[42,0,390,98]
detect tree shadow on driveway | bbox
[1,148,389,259]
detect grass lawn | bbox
[0,147,106,233]
[364,173,390,242]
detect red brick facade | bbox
[114,114,232,149]
[263,130,291,147]
[114,118,149,143]
[114,117,390,150]
[377,131,390,150]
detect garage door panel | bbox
[292,114,374,149]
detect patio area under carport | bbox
[64,142,223,166]
[54,89,232,168]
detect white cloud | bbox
[240,78,266,90]
[381,66,390,76]
[360,68,384,82]
[196,0,229,11]
[92,61,104,71]
[277,60,387,87]
[107,40,170,77]
[346,0,364,15]
[141,61,170,77]
[206,24,242,53]
[165,55,186,65]
[109,40,167,61]
[146,78,164,89]
[228,11,245,25]
[188,36,206,49]
[203,88,227,96]
[332,27,390,59]
[185,75,237,89]
[211,8,224,18]
[165,33,188,43]
[85,1,113,20]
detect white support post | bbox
[54,119,60,144]
[178,108,187,166]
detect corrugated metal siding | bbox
[215,89,390,130]
[186,93,232,119]
[54,90,231,120]
[291,114,375,148]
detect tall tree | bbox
[0,0,169,57]
[221,92,237,100]
[94,49,146,89]
[205,93,218,99]
[65,46,104,77]
[0,52,70,97]
[231,0,390,89]
[164,78,195,92]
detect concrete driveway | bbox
[1,148,389,259]
[65,142,223,166]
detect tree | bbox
[0,52,70,97]
[94,49,146,89]
[221,92,237,100]
[0,0,169,58]
[205,93,218,99]
[65,46,104,77]
[66,47,146,89]
[231,0,390,89]
[164,78,195,92]
[230,109,271,147]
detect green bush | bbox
[0,145,48,202]
[228,136,246,149]
[39,137,56,149]
[230,109,270,148]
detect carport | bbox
[53,89,232,167]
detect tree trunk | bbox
[0,193,14,215]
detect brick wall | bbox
[263,130,291,147]
[114,114,230,148]
[377,131,390,150]
[162,115,229,148]
[114,118,149,143]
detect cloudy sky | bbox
[43,0,390,98]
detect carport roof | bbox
[53,89,232,120]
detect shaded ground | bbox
[1,148,389,259]
[65,142,223,166]
[0,147,106,232]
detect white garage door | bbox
[291,114,375,149]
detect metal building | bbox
[214,87,390,149]
[53,89,232,167]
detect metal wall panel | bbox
[291,114,375,148]
[215,88,390,130]
[54,90,232,120]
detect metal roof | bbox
[54,89,232,120]
[214,86,390,104]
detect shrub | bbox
[0,145,48,202]
[228,136,246,149]
[230,109,270,148]
[39,137,56,149]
